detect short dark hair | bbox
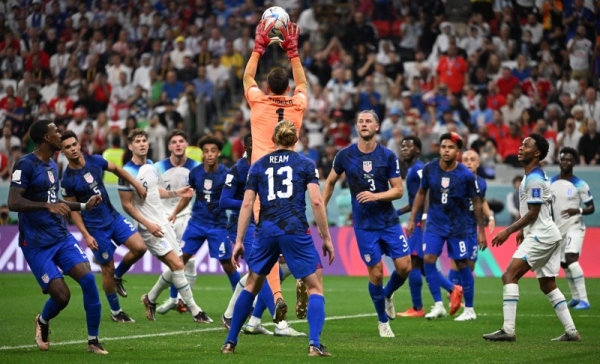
[60,130,78,142]
[198,134,223,151]
[267,68,289,95]
[529,133,549,161]
[402,135,422,152]
[167,129,188,143]
[439,132,463,149]
[559,146,578,160]
[243,133,252,146]
[127,128,148,143]
[29,119,53,145]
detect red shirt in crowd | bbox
[496,75,519,97]
[0,96,24,110]
[487,93,507,111]
[488,123,510,143]
[521,77,553,105]
[48,96,74,119]
[25,51,50,71]
[436,55,468,94]
[499,134,523,159]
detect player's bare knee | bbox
[49,284,71,306]
[368,263,384,285]
[245,272,263,295]
[501,271,517,285]
[538,277,556,294]
[454,259,469,270]
[411,256,422,270]
[394,256,411,276]
[564,253,579,266]
[423,254,437,265]
[220,259,236,275]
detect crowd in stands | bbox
[0,0,599,184]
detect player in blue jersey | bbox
[322,110,411,338]
[8,120,107,354]
[484,135,580,342]
[60,131,148,323]
[221,120,334,356]
[169,135,241,292]
[395,136,463,318]
[153,130,201,315]
[406,132,487,321]
[219,134,305,336]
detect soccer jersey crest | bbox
[41,273,49,284]
[102,252,109,260]
[364,254,371,263]
[84,172,94,184]
[204,179,213,190]
[441,177,450,188]
[363,161,372,173]
[47,170,55,183]
[567,188,574,197]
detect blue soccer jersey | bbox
[221,157,254,234]
[421,160,478,238]
[246,150,318,238]
[466,175,487,235]
[188,163,228,228]
[11,154,70,247]
[332,144,401,229]
[406,160,425,224]
[61,154,120,229]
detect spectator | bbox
[88,72,111,115]
[220,40,244,83]
[567,25,594,81]
[0,121,21,156]
[92,112,110,154]
[297,135,320,163]
[582,87,600,127]
[318,141,338,180]
[158,100,183,130]
[532,118,557,165]
[557,117,583,151]
[146,114,167,162]
[1,47,24,80]
[161,70,185,105]
[205,54,230,109]
[132,53,152,91]
[106,53,131,87]
[511,54,531,81]
[326,67,355,119]
[556,70,580,97]
[436,42,469,96]
[325,110,351,148]
[486,81,507,111]
[170,36,192,70]
[563,0,595,41]
[471,96,494,128]
[578,119,600,165]
[66,107,90,140]
[498,121,523,165]
[506,175,522,224]
[304,110,325,149]
[487,110,510,141]
[521,65,553,106]
[496,67,520,97]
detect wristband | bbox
[579,207,583,214]
[488,216,494,221]
[422,213,427,220]
[80,203,87,211]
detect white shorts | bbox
[170,214,191,245]
[139,223,182,258]
[513,236,561,278]
[560,225,585,258]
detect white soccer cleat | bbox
[378,321,395,338]
[243,324,274,335]
[385,295,395,320]
[156,299,177,315]
[425,305,447,320]
[274,321,307,337]
[454,310,477,321]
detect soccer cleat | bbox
[567,299,580,308]
[141,294,156,321]
[220,315,232,331]
[425,305,447,319]
[448,285,464,316]
[176,299,188,313]
[273,298,288,323]
[378,321,395,338]
[110,311,135,323]
[114,277,127,298]
[308,344,332,357]
[221,342,235,354]
[34,314,50,351]
[243,324,274,335]
[551,331,581,342]
[87,339,109,354]
[274,321,306,336]
[193,311,213,324]
[573,301,590,310]
[483,329,517,342]
[296,280,308,319]
[156,299,177,315]
[396,307,425,317]
[385,295,395,320]
[454,310,477,321]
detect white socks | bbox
[224,274,248,319]
[248,315,261,327]
[502,283,519,334]
[149,269,173,303]
[564,268,579,300]
[172,269,201,316]
[546,288,577,334]
[567,262,588,303]
[185,258,197,290]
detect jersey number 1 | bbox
[276,108,284,123]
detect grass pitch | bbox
[0,274,598,363]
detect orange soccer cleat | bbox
[396,307,425,317]
[449,285,464,315]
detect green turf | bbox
[0,274,598,363]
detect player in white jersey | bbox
[484,134,580,342]
[118,129,212,323]
[550,147,595,310]
[153,130,201,315]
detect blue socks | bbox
[448,269,461,286]
[169,284,178,300]
[408,268,423,310]
[114,261,132,279]
[227,270,241,291]
[78,273,101,337]
[106,293,120,312]
[41,297,68,323]
[459,266,474,308]
[225,289,255,345]
[253,281,275,318]
[307,294,325,348]
[424,262,442,302]
[368,282,387,323]
[384,271,407,299]
[439,270,455,293]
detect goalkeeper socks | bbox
[502,283,519,334]
[408,268,423,310]
[79,273,101,337]
[225,290,256,345]
[227,270,241,291]
[459,266,474,308]
[424,262,442,303]
[41,297,68,323]
[383,271,407,299]
[106,292,121,313]
[307,294,325,348]
[368,282,387,323]
[547,288,577,334]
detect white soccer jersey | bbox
[119,160,168,229]
[550,175,593,234]
[154,158,200,217]
[519,167,561,243]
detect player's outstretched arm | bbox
[107,162,147,200]
[63,195,99,250]
[280,22,307,94]
[243,20,275,92]
[308,183,334,265]
[219,180,242,211]
[159,186,193,199]
[322,169,340,207]
[491,203,541,247]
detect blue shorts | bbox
[182,219,231,260]
[249,233,321,280]
[422,232,469,260]
[21,235,89,293]
[88,215,137,265]
[228,224,256,258]
[407,224,424,258]
[354,225,410,267]
[467,233,478,262]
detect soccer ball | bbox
[262,6,290,40]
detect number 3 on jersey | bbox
[265,166,293,201]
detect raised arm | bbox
[243,20,275,91]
